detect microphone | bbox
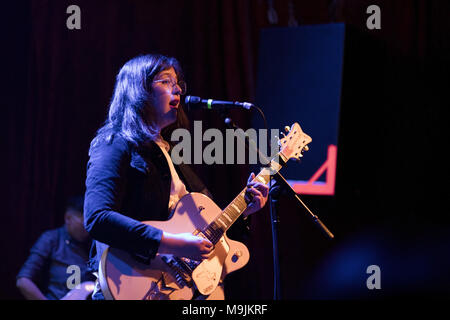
[184,95,254,110]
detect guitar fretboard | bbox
[201,159,283,244]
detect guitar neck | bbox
[201,157,285,244]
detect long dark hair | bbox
[90,54,189,152]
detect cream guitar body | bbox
[99,192,249,300]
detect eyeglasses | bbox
[153,77,187,95]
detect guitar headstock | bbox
[278,123,312,162]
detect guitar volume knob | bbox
[231,251,242,263]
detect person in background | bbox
[16,195,94,300]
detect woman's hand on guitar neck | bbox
[158,232,213,260]
[243,172,269,217]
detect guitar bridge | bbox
[161,256,197,288]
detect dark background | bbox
[3,0,449,299]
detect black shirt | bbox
[17,226,94,300]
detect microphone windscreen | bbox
[185,95,201,105]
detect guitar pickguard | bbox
[192,236,229,295]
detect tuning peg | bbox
[284,126,290,133]
[303,146,309,151]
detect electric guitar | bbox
[98,123,311,300]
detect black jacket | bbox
[83,134,211,272]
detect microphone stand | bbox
[220,110,334,301]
